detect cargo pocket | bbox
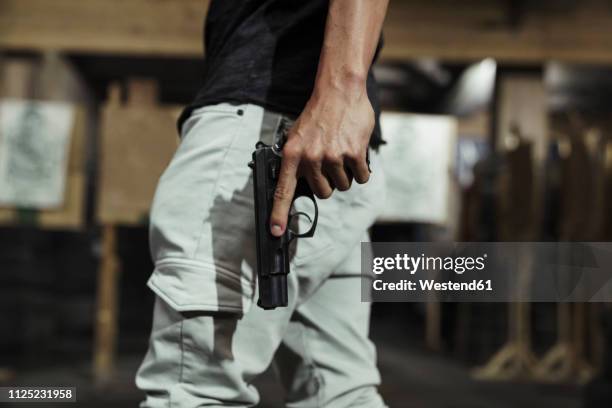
[147,103,254,315]
[147,257,247,314]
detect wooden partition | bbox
[94,78,179,383]
[97,79,179,225]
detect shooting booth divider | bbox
[0,52,90,384]
[468,73,608,384]
[94,78,179,383]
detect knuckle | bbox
[304,152,321,165]
[349,144,368,160]
[346,155,359,167]
[323,152,343,166]
[283,144,301,161]
[347,148,363,162]
[273,186,291,202]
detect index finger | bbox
[269,149,300,237]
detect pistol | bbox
[248,142,318,310]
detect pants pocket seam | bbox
[190,115,244,259]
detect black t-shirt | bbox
[179,0,383,147]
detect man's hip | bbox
[146,102,385,315]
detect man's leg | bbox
[136,104,300,407]
[136,292,297,407]
[275,237,387,408]
[274,147,387,408]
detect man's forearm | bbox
[269,0,389,235]
[314,0,389,96]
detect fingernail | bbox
[271,224,283,236]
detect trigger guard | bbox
[288,195,318,241]
[290,211,312,224]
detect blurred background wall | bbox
[1,0,612,407]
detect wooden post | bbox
[473,72,547,381]
[425,296,442,351]
[93,224,120,385]
[533,116,604,383]
[92,79,178,383]
[0,367,14,383]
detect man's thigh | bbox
[275,238,386,408]
[274,153,387,407]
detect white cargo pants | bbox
[136,103,387,408]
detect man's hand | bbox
[268,0,389,237]
[269,83,373,236]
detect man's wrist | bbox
[312,69,368,102]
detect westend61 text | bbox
[373,279,493,292]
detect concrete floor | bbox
[3,341,582,408]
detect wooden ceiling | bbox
[1,0,612,63]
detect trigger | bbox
[287,211,316,241]
[290,211,312,224]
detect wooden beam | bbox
[0,0,207,57]
[382,0,612,64]
[2,0,612,63]
[93,225,120,384]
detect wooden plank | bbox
[0,58,36,97]
[497,76,548,165]
[472,74,548,381]
[425,298,442,352]
[0,367,14,382]
[93,224,120,384]
[2,0,612,63]
[96,80,179,225]
[382,0,612,63]
[457,111,489,139]
[0,0,208,57]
